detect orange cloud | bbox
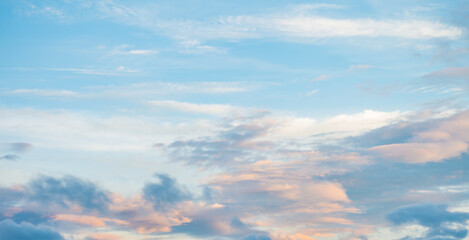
[87,233,124,240]
[54,214,128,227]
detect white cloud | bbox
[46,67,139,76]
[5,89,80,97]
[70,2,463,42]
[148,100,239,116]
[109,45,159,55]
[266,110,409,141]
[2,81,250,99]
[349,65,372,71]
[125,49,158,55]
[0,108,219,151]
[311,74,329,81]
[177,40,226,54]
[307,89,319,96]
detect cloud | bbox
[27,175,111,212]
[421,67,469,93]
[177,40,227,54]
[266,109,407,141]
[45,67,138,76]
[311,74,329,81]
[5,89,80,97]
[1,211,50,225]
[191,158,361,238]
[98,2,462,41]
[0,108,220,151]
[0,143,32,161]
[369,110,469,163]
[0,174,194,236]
[242,234,271,240]
[95,81,250,97]
[349,65,372,71]
[166,119,272,167]
[143,174,192,210]
[110,45,159,55]
[7,143,32,153]
[387,203,469,239]
[28,2,462,42]
[85,233,124,240]
[424,67,469,81]
[0,154,19,161]
[0,219,64,240]
[370,141,468,163]
[172,212,270,239]
[148,100,240,116]
[53,214,128,227]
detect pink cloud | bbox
[87,233,124,240]
[54,214,129,227]
[369,111,469,163]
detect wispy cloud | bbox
[177,40,227,54]
[6,66,140,76]
[349,64,372,71]
[5,89,80,97]
[31,2,463,43]
[48,66,139,75]
[109,45,159,55]
[148,100,240,116]
[369,111,469,163]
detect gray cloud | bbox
[0,211,51,225]
[166,121,272,167]
[27,175,111,213]
[0,142,32,161]
[0,154,19,161]
[172,213,270,239]
[0,219,63,240]
[8,143,33,153]
[143,173,192,210]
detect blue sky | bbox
[1,1,469,240]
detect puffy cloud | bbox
[0,174,194,237]
[387,203,469,239]
[143,174,192,210]
[0,219,63,240]
[27,175,111,212]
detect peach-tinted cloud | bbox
[369,111,469,163]
[106,193,192,234]
[370,141,468,163]
[87,233,124,240]
[54,214,129,227]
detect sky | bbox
[1,0,469,240]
